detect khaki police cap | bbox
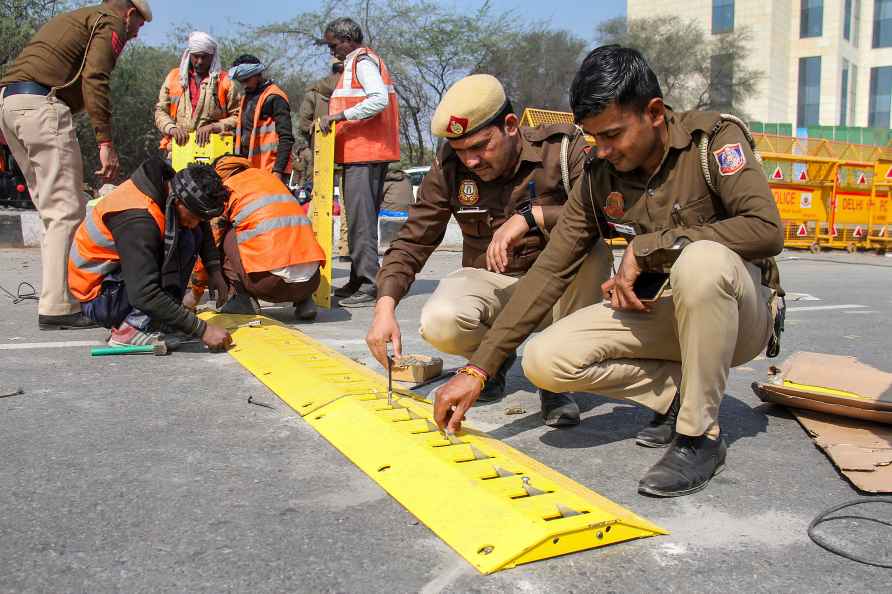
[131,0,153,22]
[431,74,509,139]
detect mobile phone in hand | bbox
[633,272,670,303]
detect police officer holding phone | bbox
[434,46,786,499]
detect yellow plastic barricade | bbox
[867,159,892,253]
[170,132,234,172]
[311,122,335,308]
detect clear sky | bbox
[138,0,626,47]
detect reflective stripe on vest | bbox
[329,47,400,164]
[223,168,324,273]
[159,68,232,150]
[235,83,292,173]
[68,180,165,302]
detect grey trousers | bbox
[343,163,387,287]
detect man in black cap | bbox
[68,159,233,350]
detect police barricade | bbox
[866,159,892,253]
[757,144,835,252]
[823,160,878,252]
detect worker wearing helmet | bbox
[68,158,233,351]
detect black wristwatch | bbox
[517,201,538,232]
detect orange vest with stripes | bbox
[159,68,233,150]
[236,83,293,174]
[223,168,324,273]
[329,47,400,164]
[68,181,165,302]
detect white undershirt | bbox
[269,262,320,283]
[343,55,389,121]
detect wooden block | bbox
[391,354,443,383]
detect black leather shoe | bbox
[334,280,361,298]
[38,312,100,331]
[638,434,727,497]
[477,352,517,403]
[339,286,377,308]
[294,297,318,321]
[636,391,680,448]
[540,390,580,427]
[219,292,260,315]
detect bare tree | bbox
[476,27,586,114]
[596,16,763,117]
[0,0,67,73]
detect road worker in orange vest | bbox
[229,55,295,184]
[319,17,401,308]
[200,155,325,322]
[154,31,239,153]
[68,158,232,351]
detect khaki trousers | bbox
[419,241,613,360]
[522,241,774,438]
[0,91,85,315]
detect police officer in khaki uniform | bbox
[366,74,612,426]
[0,0,153,330]
[434,47,785,498]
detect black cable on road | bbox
[808,498,892,569]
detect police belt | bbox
[1,82,52,98]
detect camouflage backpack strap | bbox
[699,113,762,195]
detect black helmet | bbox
[170,163,227,220]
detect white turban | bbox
[178,31,222,87]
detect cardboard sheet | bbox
[791,409,892,493]
[781,352,892,403]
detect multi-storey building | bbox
[626,0,892,129]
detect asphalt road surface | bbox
[1,248,890,593]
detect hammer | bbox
[90,342,169,357]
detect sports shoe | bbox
[294,297,318,321]
[540,390,580,427]
[38,312,99,331]
[638,434,727,497]
[107,321,164,347]
[333,279,361,298]
[219,291,260,314]
[477,352,517,403]
[339,286,377,308]
[636,391,680,448]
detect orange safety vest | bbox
[235,83,293,174]
[159,68,233,150]
[329,47,400,164]
[68,181,165,302]
[223,168,324,273]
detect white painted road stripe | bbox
[0,340,103,351]
[786,304,866,312]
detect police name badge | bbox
[713,143,746,176]
[458,179,480,206]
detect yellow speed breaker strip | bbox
[204,313,666,574]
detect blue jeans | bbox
[83,228,199,330]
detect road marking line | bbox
[785,292,821,302]
[843,310,876,315]
[786,304,866,312]
[0,340,102,351]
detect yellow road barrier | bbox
[203,312,666,574]
[311,123,335,308]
